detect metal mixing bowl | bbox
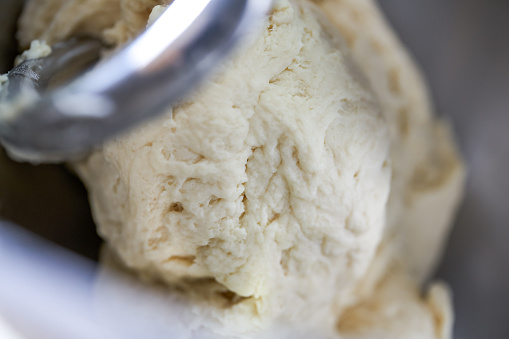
[1,0,508,338]
[377,1,509,337]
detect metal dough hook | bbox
[0,0,273,162]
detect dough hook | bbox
[0,0,273,162]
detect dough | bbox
[314,0,465,286]
[337,265,453,339]
[74,1,391,333]
[14,0,465,337]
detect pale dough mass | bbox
[16,0,465,337]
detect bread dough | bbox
[337,265,453,339]
[73,1,391,333]
[15,0,465,337]
[314,0,465,286]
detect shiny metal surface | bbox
[0,222,121,339]
[6,37,103,97]
[0,0,273,161]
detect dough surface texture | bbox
[15,0,465,337]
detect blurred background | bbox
[1,0,508,338]
[378,1,509,338]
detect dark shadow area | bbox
[0,148,101,260]
[0,0,22,73]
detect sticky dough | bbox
[16,0,464,337]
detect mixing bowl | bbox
[1,0,508,338]
[377,1,509,337]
